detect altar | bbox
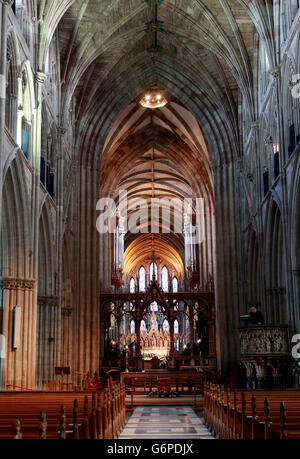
[120,311,172,364]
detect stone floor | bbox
[119,406,214,439]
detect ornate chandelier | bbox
[140,87,168,109]
[140,0,167,108]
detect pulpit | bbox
[239,325,291,388]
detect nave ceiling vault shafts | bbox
[54,0,261,167]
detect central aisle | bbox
[119,406,214,439]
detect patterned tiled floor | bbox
[119,406,214,439]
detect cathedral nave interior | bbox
[0,0,299,442]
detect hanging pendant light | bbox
[140,87,168,109]
[140,0,167,109]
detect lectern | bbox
[55,366,70,391]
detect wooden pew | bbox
[203,383,300,440]
[0,384,126,439]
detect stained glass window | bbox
[130,320,135,334]
[172,277,178,293]
[162,266,169,292]
[163,319,169,332]
[139,267,146,292]
[174,319,179,334]
[130,277,135,293]
[150,262,158,280]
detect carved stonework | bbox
[270,66,281,80]
[240,326,290,386]
[240,326,289,355]
[242,357,285,382]
[58,126,67,137]
[35,72,47,85]
[38,296,59,307]
[0,277,36,291]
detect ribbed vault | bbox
[56,0,262,169]
[124,234,185,277]
[100,96,214,264]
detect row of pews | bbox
[203,382,300,439]
[0,384,126,439]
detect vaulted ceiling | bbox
[56,0,258,264]
[58,0,257,168]
[124,234,185,277]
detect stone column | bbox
[54,126,66,376]
[0,277,37,390]
[189,311,194,358]
[72,165,100,379]
[270,67,297,329]
[36,296,60,389]
[16,104,23,147]
[0,0,13,261]
[208,306,216,357]
[60,307,72,388]
[251,121,267,313]
[31,72,47,281]
[99,315,105,359]
[136,309,142,370]
[169,306,175,358]
[117,310,121,358]
[292,270,300,331]
[214,161,243,373]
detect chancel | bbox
[0,0,300,441]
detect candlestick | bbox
[125,345,129,373]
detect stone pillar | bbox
[189,311,194,358]
[214,161,243,373]
[61,306,72,361]
[36,296,60,389]
[208,306,216,356]
[56,126,66,277]
[251,121,267,313]
[72,165,100,378]
[31,71,47,281]
[54,126,66,376]
[16,105,23,148]
[169,306,175,358]
[0,277,37,390]
[292,269,300,331]
[117,311,121,358]
[271,67,297,329]
[0,0,12,260]
[60,307,72,388]
[136,309,142,370]
[99,315,105,359]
